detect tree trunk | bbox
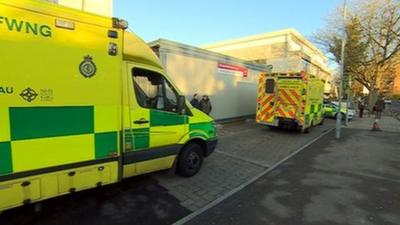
[368,89,378,116]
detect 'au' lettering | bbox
[0,87,14,94]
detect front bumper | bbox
[205,138,218,157]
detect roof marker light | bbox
[55,19,75,30]
[112,18,128,30]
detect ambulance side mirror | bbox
[177,95,186,115]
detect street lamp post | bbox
[346,75,352,126]
[336,0,347,139]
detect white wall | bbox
[206,36,286,53]
[49,0,113,17]
[162,52,262,121]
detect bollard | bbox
[371,118,382,131]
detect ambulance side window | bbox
[132,68,179,113]
[265,79,275,94]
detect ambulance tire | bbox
[267,125,277,130]
[297,125,309,133]
[318,118,325,126]
[177,143,204,177]
[301,124,310,133]
[303,127,310,133]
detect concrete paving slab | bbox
[153,151,265,212]
[155,120,334,212]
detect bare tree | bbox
[356,0,400,92]
[314,0,400,100]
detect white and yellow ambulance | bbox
[256,72,325,132]
[0,0,217,212]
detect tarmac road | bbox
[184,128,400,225]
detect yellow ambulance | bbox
[256,72,325,132]
[0,0,217,212]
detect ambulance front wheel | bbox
[177,143,204,177]
[302,127,310,133]
[298,125,310,133]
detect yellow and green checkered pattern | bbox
[305,103,323,125]
[0,106,120,175]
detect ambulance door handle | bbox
[134,118,149,124]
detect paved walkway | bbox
[348,115,400,133]
[185,119,400,225]
[154,119,334,212]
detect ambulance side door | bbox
[124,65,187,175]
[122,64,152,178]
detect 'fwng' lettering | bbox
[0,16,52,38]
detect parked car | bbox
[324,102,355,120]
[331,101,355,110]
[384,99,392,105]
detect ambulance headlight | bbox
[212,121,218,129]
[211,121,218,135]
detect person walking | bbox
[200,95,212,115]
[374,97,385,119]
[190,93,200,109]
[358,98,365,118]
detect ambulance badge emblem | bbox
[79,55,97,78]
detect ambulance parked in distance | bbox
[256,72,325,133]
[0,0,217,212]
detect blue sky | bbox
[114,1,342,46]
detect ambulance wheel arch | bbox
[176,134,216,177]
[180,136,209,156]
[299,122,310,133]
[319,117,325,125]
[174,110,217,176]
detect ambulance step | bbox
[0,179,41,210]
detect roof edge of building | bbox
[202,28,325,60]
[148,38,272,71]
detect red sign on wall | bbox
[218,63,249,77]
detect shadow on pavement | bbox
[0,175,190,225]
